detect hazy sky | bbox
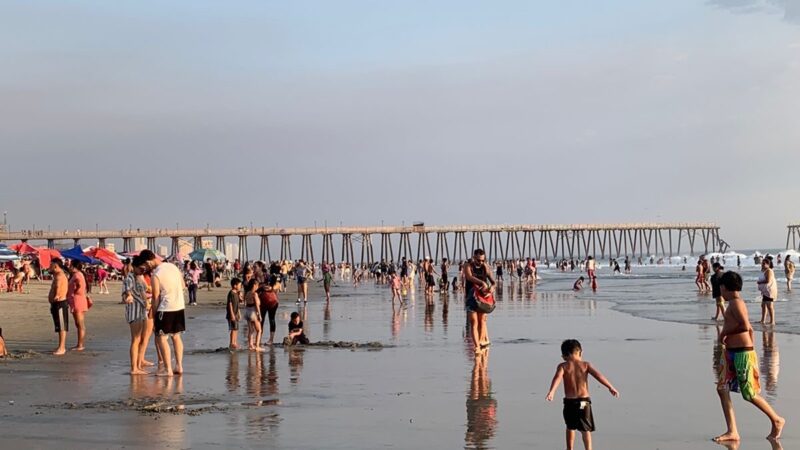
[2,0,800,249]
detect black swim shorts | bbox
[762,296,774,302]
[155,310,186,336]
[50,300,69,333]
[563,397,595,432]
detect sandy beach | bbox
[0,273,796,449]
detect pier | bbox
[1,223,726,265]
[787,223,800,250]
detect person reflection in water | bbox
[465,350,497,449]
[760,330,780,402]
[288,348,304,384]
[226,351,240,394]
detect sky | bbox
[2,0,800,249]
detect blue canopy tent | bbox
[60,246,100,264]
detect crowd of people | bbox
[6,245,786,447]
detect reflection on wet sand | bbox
[226,351,240,393]
[465,350,497,449]
[323,301,331,340]
[129,370,184,398]
[424,299,435,333]
[288,348,304,384]
[247,351,265,397]
[128,374,187,448]
[714,437,784,450]
[442,296,449,332]
[760,330,780,402]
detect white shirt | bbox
[153,262,186,312]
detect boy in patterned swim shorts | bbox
[714,271,785,443]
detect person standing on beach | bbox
[137,250,185,376]
[48,258,69,355]
[203,258,214,291]
[123,261,151,374]
[696,260,706,293]
[321,260,333,302]
[784,255,794,292]
[186,261,201,306]
[464,249,495,354]
[66,261,89,351]
[259,278,279,345]
[710,263,726,321]
[713,271,784,443]
[757,258,778,325]
[295,259,309,304]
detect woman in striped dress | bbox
[123,264,151,374]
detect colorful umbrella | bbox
[36,248,62,269]
[189,248,226,261]
[0,244,19,262]
[61,246,101,264]
[10,242,38,254]
[83,247,123,270]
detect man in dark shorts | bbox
[48,258,69,356]
[136,250,186,377]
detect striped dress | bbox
[124,273,148,324]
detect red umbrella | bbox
[83,247,123,270]
[36,248,62,269]
[10,242,38,254]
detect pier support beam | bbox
[260,236,271,261]
[98,238,106,249]
[216,236,225,253]
[171,237,179,256]
[238,236,247,262]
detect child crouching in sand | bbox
[546,339,619,450]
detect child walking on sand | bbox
[546,339,619,450]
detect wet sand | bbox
[0,277,796,449]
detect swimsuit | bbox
[563,397,595,432]
[718,347,760,401]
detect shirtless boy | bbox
[714,271,784,443]
[546,339,619,450]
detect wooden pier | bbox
[787,223,800,250]
[1,222,726,266]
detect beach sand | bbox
[0,277,796,449]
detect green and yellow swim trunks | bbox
[718,347,760,401]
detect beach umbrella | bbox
[0,245,19,262]
[61,246,100,264]
[10,242,38,254]
[189,248,226,261]
[83,247,123,270]
[36,248,62,269]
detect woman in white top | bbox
[757,258,778,325]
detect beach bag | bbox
[473,284,496,314]
[87,296,94,309]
